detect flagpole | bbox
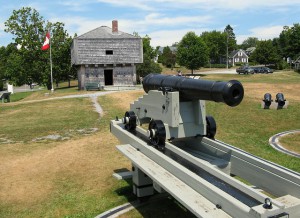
[49,28,54,92]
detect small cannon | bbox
[275,93,286,107]
[142,73,244,107]
[263,93,272,107]
[122,74,244,148]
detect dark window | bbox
[106,50,113,55]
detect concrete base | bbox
[261,101,289,109]
[113,171,133,180]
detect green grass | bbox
[0,72,299,218]
[9,92,34,102]
[0,98,100,143]
[203,70,300,84]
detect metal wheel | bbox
[206,115,216,140]
[123,111,137,131]
[147,120,166,149]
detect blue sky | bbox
[0,0,300,47]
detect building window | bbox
[106,50,113,55]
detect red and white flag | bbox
[41,32,50,50]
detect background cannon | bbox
[142,73,244,107]
[275,93,286,107]
[263,93,272,107]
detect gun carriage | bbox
[110,74,300,217]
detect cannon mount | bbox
[111,75,300,217]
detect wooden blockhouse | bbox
[71,20,143,90]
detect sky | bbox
[0,0,300,48]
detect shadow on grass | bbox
[112,168,195,218]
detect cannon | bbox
[110,74,300,218]
[122,74,244,148]
[142,73,244,107]
[275,93,286,107]
[263,93,272,107]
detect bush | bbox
[276,60,290,70]
[204,64,228,68]
[235,62,243,66]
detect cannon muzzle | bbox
[143,74,244,107]
[263,93,272,107]
[275,93,286,107]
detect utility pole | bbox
[226,32,229,69]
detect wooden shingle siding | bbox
[73,38,142,65]
[71,23,143,89]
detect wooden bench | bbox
[85,82,103,91]
[0,92,11,103]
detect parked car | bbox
[253,67,262,73]
[261,67,274,74]
[236,66,254,74]
[253,66,274,74]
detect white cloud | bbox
[95,0,300,11]
[56,13,213,41]
[96,0,154,11]
[236,25,284,44]
[148,28,208,47]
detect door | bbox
[104,69,113,85]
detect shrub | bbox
[235,62,244,66]
[204,64,228,68]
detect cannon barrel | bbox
[263,93,272,107]
[276,93,286,107]
[142,74,244,107]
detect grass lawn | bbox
[0,71,299,217]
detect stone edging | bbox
[269,130,300,158]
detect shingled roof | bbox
[76,26,137,39]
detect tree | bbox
[278,23,300,60]
[4,7,45,86]
[159,46,176,68]
[136,35,161,81]
[200,30,226,64]
[251,40,279,65]
[224,25,237,52]
[4,7,75,89]
[240,37,259,50]
[177,32,209,74]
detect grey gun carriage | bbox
[110,73,300,218]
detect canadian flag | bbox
[41,32,50,50]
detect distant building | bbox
[228,49,249,66]
[71,20,143,90]
[245,47,256,56]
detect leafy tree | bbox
[240,37,259,50]
[201,30,226,64]
[4,7,45,86]
[136,35,161,81]
[159,46,176,68]
[177,32,209,74]
[4,7,75,89]
[47,22,76,88]
[278,24,300,60]
[251,40,279,65]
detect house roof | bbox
[295,56,300,63]
[76,26,139,39]
[246,47,256,53]
[229,49,249,58]
[158,46,177,54]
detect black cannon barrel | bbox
[142,74,244,107]
[263,93,272,107]
[276,93,286,107]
